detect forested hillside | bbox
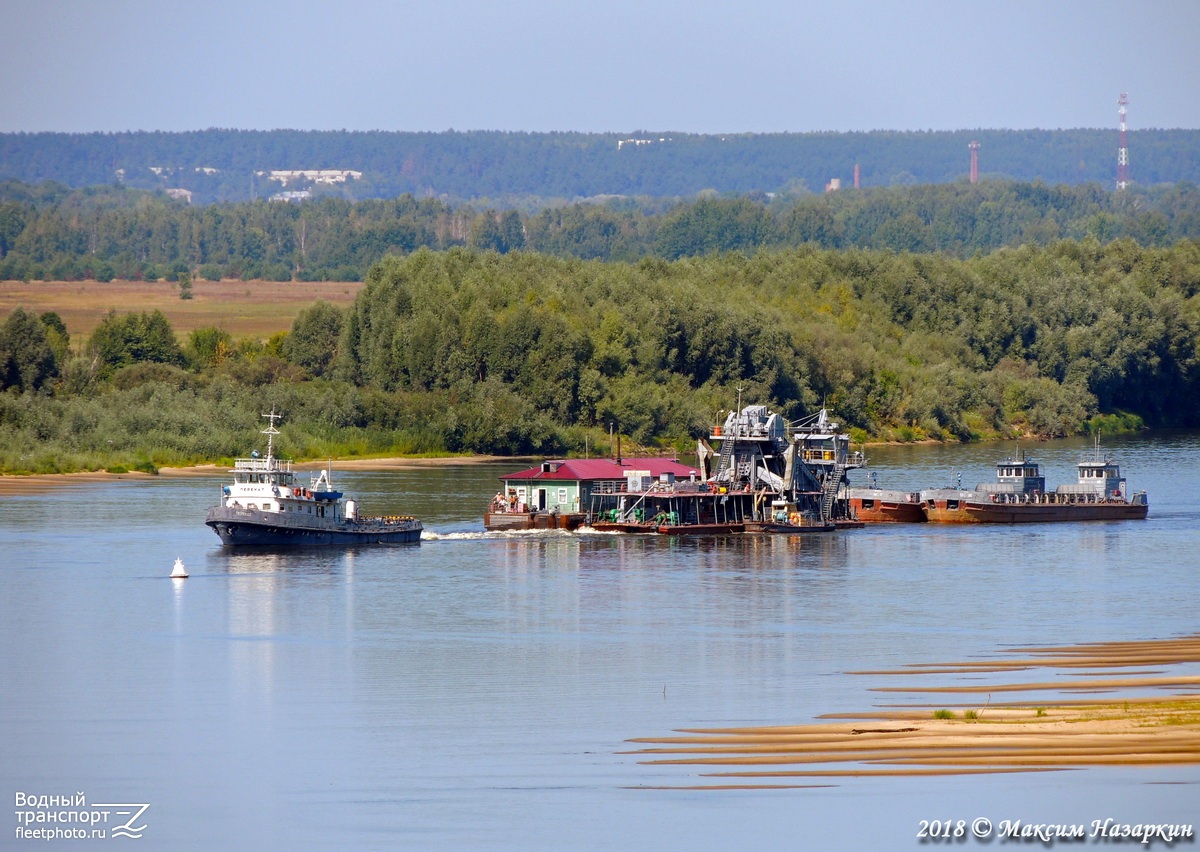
[3,128,1199,205]
[2,178,1198,282]
[3,241,1198,474]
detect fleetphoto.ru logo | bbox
[14,791,150,841]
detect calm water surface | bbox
[2,432,1198,850]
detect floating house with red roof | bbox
[485,457,702,530]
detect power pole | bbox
[1117,93,1130,190]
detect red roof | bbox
[499,457,700,482]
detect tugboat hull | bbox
[206,506,422,546]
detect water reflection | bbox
[3,437,1198,851]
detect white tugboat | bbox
[205,412,422,546]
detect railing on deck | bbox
[233,457,294,473]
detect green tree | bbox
[39,311,71,365]
[185,326,233,369]
[88,309,183,376]
[0,307,58,391]
[655,197,772,259]
[282,301,344,376]
[467,211,505,253]
[499,210,525,252]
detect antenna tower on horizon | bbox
[968,141,980,184]
[1117,93,1130,190]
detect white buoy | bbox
[170,557,188,579]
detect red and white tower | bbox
[968,141,980,184]
[1117,93,1129,190]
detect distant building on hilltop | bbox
[258,169,363,186]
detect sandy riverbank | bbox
[0,455,523,497]
[625,634,1200,788]
[0,469,180,496]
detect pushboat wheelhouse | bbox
[921,445,1148,524]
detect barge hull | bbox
[484,511,587,531]
[847,488,926,523]
[924,501,1149,523]
[585,521,745,535]
[743,521,836,534]
[654,522,745,535]
[849,500,927,523]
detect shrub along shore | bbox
[2,240,1197,476]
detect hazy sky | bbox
[2,0,1198,133]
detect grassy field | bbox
[0,279,363,340]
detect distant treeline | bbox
[3,241,1198,473]
[2,178,1198,282]
[2,128,1200,205]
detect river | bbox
[2,431,1198,850]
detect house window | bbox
[558,488,568,506]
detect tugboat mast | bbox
[261,410,282,464]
